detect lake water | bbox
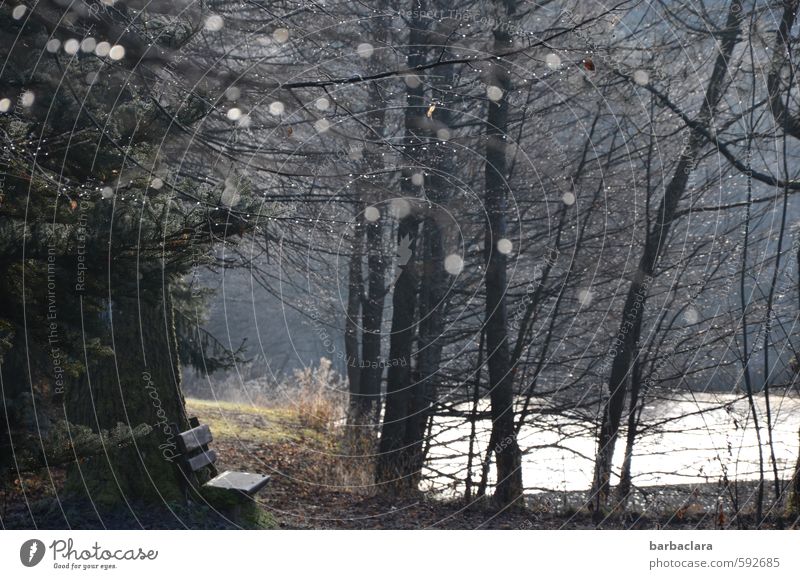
[424,391,800,496]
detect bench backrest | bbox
[174,421,218,472]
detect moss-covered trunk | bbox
[64,288,190,509]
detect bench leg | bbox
[201,487,272,528]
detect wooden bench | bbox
[172,417,270,501]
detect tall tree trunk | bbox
[375,2,428,490]
[64,287,190,510]
[765,0,800,521]
[351,11,392,426]
[465,330,486,500]
[791,232,800,519]
[345,202,364,411]
[402,15,458,497]
[358,214,386,423]
[739,143,765,522]
[591,0,744,515]
[483,0,523,508]
[614,358,643,508]
[375,214,421,489]
[407,200,446,486]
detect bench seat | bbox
[205,470,271,495]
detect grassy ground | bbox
[187,398,329,445]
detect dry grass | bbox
[291,359,377,493]
[189,358,376,494]
[292,358,347,431]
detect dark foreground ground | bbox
[2,398,798,530]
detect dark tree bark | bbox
[403,13,458,496]
[350,11,392,426]
[614,357,643,508]
[407,189,447,486]
[345,202,364,406]
[591,0,744,514]
[376,2,428,490]
[792,233,800,518]
[375,214,421,489]
[465,330,486,500]
[764,0,800,521]
[766,0,800,140]
[64,287,190,510]
[357,214,386,423]
[483,0,523,508]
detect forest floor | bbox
[188,398,797,530]
[1,397,796,529]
